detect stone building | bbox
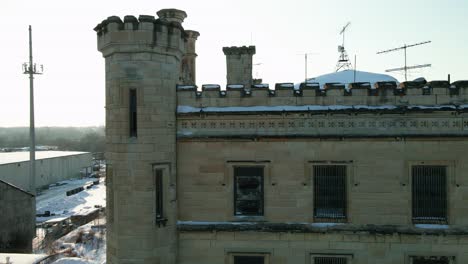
[94,9,468,264]
[0,180,35,253]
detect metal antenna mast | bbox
[377,40,431,81]
[297,52,318,83]
[253,62,263,79]
[23,25,43,195]
[336,22,352,72]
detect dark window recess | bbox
[129,89,137,137]
[314,165,347,221]
[106,165,114,224]
[234,167,264,216]
[314,256,348,264]
[155,169,167,227]
[412,256,450,264]
[412,166,447,224]
[234,256,264,264]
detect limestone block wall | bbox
[177,231,468,264]
[177,139,468,226]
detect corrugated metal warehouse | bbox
[0,151,93,191]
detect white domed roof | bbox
[296,69,399,89]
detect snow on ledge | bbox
[414,224,449,229]
[177,104,463,114]
[177,221,257,225]
[177,221,344,227]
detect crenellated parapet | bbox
[176,80,468,109]
[222,46,256,55]
[94,9,189,58]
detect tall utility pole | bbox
[23,25,43,195]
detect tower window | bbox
[311,255,352,264]
[412,165,447,224]
[234,167,264,216]
[234,256,265,264]
[313,165,347,221]
[410,256,453,264]
[155,168,167,227]
[129,89,137,137]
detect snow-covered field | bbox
[36,178,106,223]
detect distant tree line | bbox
[0,126,105,153]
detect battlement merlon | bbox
[94,9,190,58]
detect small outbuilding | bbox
[0,180,35,253]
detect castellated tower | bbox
[223,45,256,87]
[94,9,193,264]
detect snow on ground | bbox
[51,220,106,264]
[36,178,106,223]
[52,257,94,264]
[0,253,50,264]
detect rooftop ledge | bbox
[177,221,467,236]
[177,104,467,114]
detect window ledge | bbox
[156,218,168,227]
[177,221,468,235]
[233,215,266,222]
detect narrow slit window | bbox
[106,164,114,224]
[155,168,166,226]
[313,165,347,222]
[129,89,137,137]
[412,165,447,224]
[234,167,264,216]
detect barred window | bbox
[410,256,453,264]
[412,165,447,224]
[311,254,352,264]
[234,167,264,216]
[234,256,265,264]
[313,165,347,221]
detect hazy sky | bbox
[1,0,467,127]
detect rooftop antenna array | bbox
[336,22,352,72]
[377,41,431,81]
